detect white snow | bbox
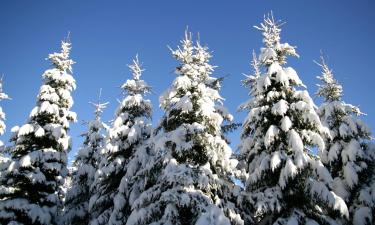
[18,124,34,136]
[280,116,292,131]
[271,99,288,116]
[195,206,231,225]
[264,125,279,148]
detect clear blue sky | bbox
[1,0,374,162]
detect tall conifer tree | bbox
[107,56,154,225]
[0,77,11,194]
[89,56,152,225]
[0,40,76,225]
[63,92,108,225]
[0,76,10,159]
[238,15,349,224]
[316,57,374,225]
[126,32,243,225]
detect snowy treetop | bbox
[0,76,10,150]
[48,41,75,73]
[170,31,215,81]
[89,89,109,120]
[121,56,151,96]
[255,13,299,66]
[0,77,10,137]
[0,76,10,101]
[316,56,343,102]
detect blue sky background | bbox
[1,0,374,162]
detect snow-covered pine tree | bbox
[62,92,109,225]
[0,76,10,158]
[89,56,152,225]
[106,56,154,225]
[238,14,349,225]
[126,31,243,225]
[316,56,375,225]
[0,39,76,225]
[0,76,11,193]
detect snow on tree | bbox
[0,39,76,225]
[89,56,152,225]
[126,31,243,225]
[0,76,11,200]
[106,56,155,225]
[238,14,349,225]
[0,76,10,158]
[0,76,10,150]
[316,56,375,225]
[62,91,109,225]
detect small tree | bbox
[0,40,76,225]
[63,91,108,225]
[0,77,11,193]
[126,31,243,225]
[89,56,152,225]
[0,76,10,157]
[316,56,374,225]
[238,14,349,224]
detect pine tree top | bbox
[255,13,299,66]
[0,76,10,146]
[48,40,75,72]
[170,30,215,81]
[121,55,151,96]
[89,89,109,121]
[0,76,10,101]
[316,56,344,102]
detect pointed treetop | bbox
[65,31,71,43]
[169,29,214,84]
[89,88,109,120]
[254,12,283,48]
[121,56,151,95]
[316,55,343,102]
[255,12,298,65]
[0,76,10,101]
[48,38,75,72]
[170,29,194,64]
[128,55,144,81]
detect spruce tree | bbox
[62,93,108,225]
[107,56,154,225]
[89,56,152,225]
[0,40,76,225]
[238,14,349,224]
[0,77,11,192]
[316,56,374,225]
[126,32,243,225]
[0,76,10,158]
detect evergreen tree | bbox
[0,40,76,225]
[89,56,152,225]
[238,14,349,225]
[316,56,375,225]
[126,32,243,225]
[0,76,10,158]
[0,77,11,193]
[62,92,108,225]
[107,56,154,225]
